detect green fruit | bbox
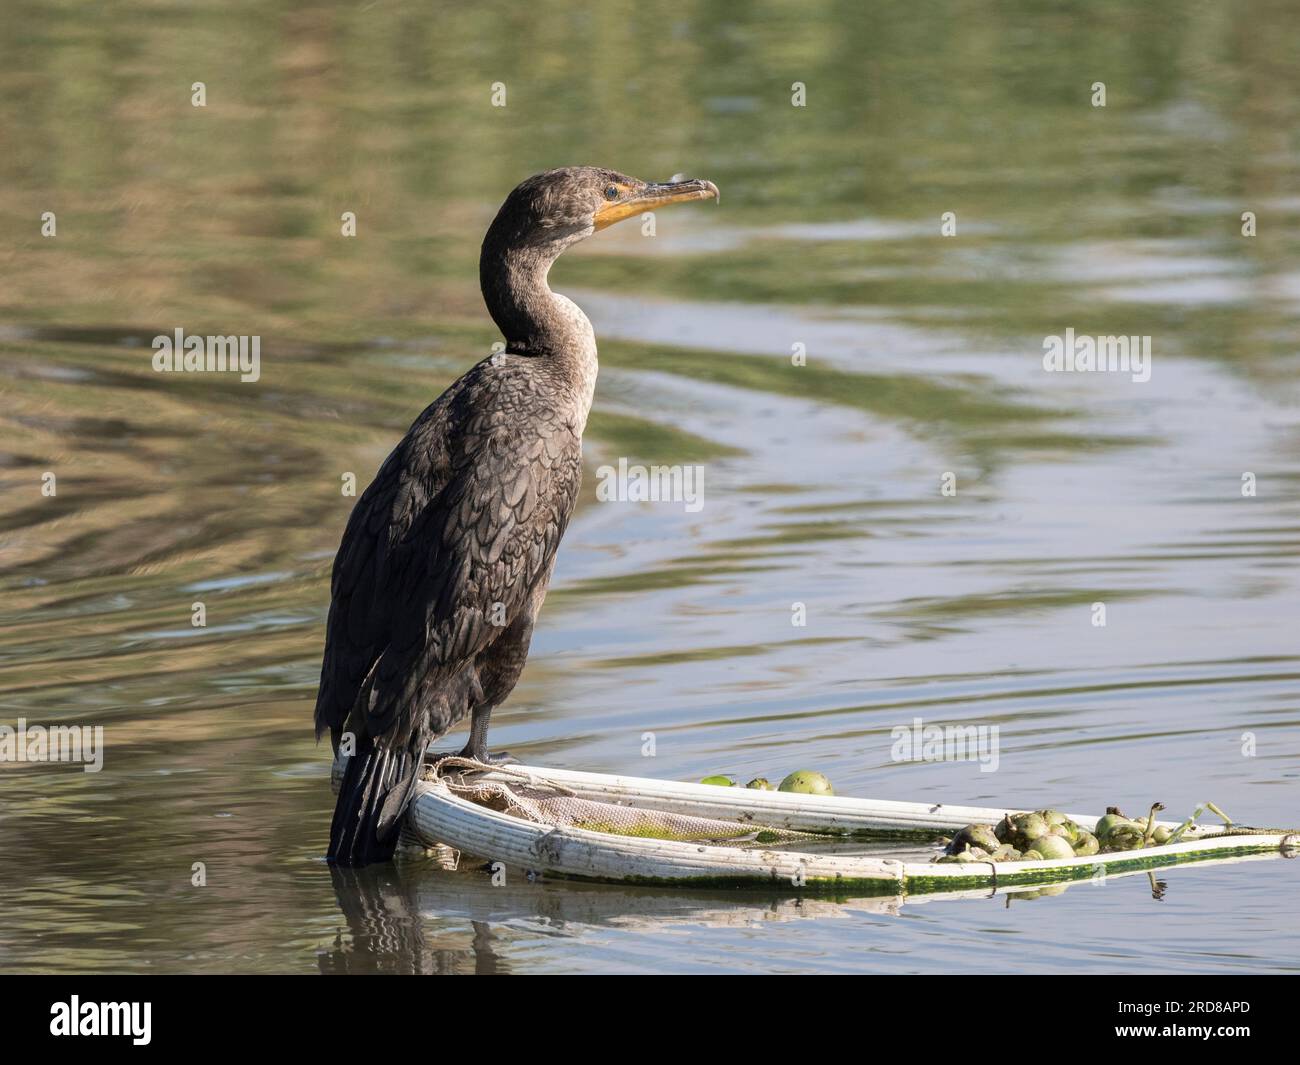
[1020,849,1045,861]
[990,845,1022,862]
[778,770,834,796]
[948,824,1000,855]
[700,775,734,787]
[746,777,773,790]
[1040,809,1070,826]
[1058,820,1082,843]
[1072,831,1100,856]
[1102,823,1145,851]
[1151,826,1172,845]
[1093,813,1133,840]
[1012,812,1050,845]
[1032,835,1076,860]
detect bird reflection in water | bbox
[319,863,507,975]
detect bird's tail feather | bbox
[328,743,421,866]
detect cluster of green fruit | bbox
[935,803,1169,864]
[700,770,834,795]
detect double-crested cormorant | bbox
[316,167,719,865]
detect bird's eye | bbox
[603,185,619,200]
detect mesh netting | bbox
[426,758,813,847]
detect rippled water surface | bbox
[1,1,1298,973]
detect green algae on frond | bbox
[570,818,757,842]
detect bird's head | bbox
[484,166,719,255]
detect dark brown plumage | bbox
[316,167,718,865]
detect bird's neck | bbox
[480,240,596,368]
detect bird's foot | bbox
[457,743,518,767]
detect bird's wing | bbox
[362,397,582,746]
[315,363,582,752]
[314,414,451,745]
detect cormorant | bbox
[316,166,719,865]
